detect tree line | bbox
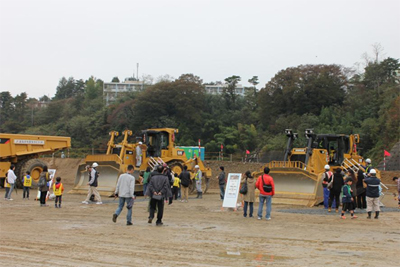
[1,55,399,164]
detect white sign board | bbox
[222,173,242,208]
[14,139,45,145]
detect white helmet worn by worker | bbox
[139,142,143,145]
[369,169,376,174]
[92,162,99,168]
[324,165,330,170]
[366,158,371,164]
[195,165,199,169]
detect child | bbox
[341,178,357,219]
[172,173,181,201]
[393,177,400,208]
[22,171,32,199]
[53,177,64,208]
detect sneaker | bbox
[148,218,153,224]
[156,222,163,226]
[127,221,133,226]
[112,214,118,223]
[257,217,262,220]
[96,202,103,205]
[266,217,271,221]
[82,201,89,204]
[8,198,13,201]
[341,215,346,219]
[351,215,358,219]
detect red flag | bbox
[246,150,250,154]
[221,144,223,150]
[384,150,391,157]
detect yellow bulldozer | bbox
[71,128,212,196]
[254,129,380,207]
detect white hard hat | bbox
[139,142,143,145]
[366,158,371,164]
[369,169,376,174]
[195,165,199,169]
[324,165,330,170]
[92,162,99,168]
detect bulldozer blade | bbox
[254,167,323,207]
[70,161,122,196]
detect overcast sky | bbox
[0,0,399,99]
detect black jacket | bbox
[146,173,171,198]
[329,172,344,192]
[364,176,381,198]
[179,170,191,187]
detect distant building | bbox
[204,83,246,96]
[104,78,146,105]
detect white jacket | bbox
[114,173,135,198]
[7,169,17,184]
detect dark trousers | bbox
[172,187,179,200]
[243,201,253,217]
[149,198,164,223]
[23,187,30,198]
[329,190,340,208]
[40,191,47,205]
[4,187,10,198]
[357,191,367,209]
[55,195,62,206]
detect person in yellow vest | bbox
[53,177,64,208]
[22,171,32,199]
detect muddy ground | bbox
[0,159,399,266]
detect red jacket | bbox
[256,174,275,196]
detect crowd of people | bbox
[3,158,399,226]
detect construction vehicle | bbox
[0,133,71,187]
[71,128,212,196]
[253,129,380,207]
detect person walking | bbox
[241,171,256,218]
[5,165,17,200]
[179,165,191,203]
[112,165,136,225]
[194,165,202,199]
[328,168,344,213]
[340,178,357,219]
[22,171,32,200]
[217,166,226,200]
[142,167,151,199]
[146,165,171,226]
[82,162,102,205]
[356,170,367,209]
[321,165,333,209]
[53,177,64,208]
[256,167,275,220]
[363,169,381,219]
[38,166,51,207]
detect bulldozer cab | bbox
[313,134,351,166]
[142,129,175,158]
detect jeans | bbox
[219,184,225,200]
[143,184,148,195]
[243,201,253,217]
[115,197,133,223]
[23,187,30,198]
[4,187,10,198]
[7,183,15,199]
[323,187,329,208]
[55,195,62,206]
[257,195,272,219]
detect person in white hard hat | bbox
[82,162,102,204]
[363,169,381,219]
[194,165,202,199]
[364,158,372,173]
[136,142,143,167]
[321,165,333,209]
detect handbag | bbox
[239,178,248,194]
[261,175,272,193]
[152,194,162,200]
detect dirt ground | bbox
[1,159,399,266]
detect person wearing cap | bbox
[363,169,381,219]
[321,165,333,209]
[82,162,102,204]
[136,142,143,167]
[363,158,372,174]
[194,165,202,199]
